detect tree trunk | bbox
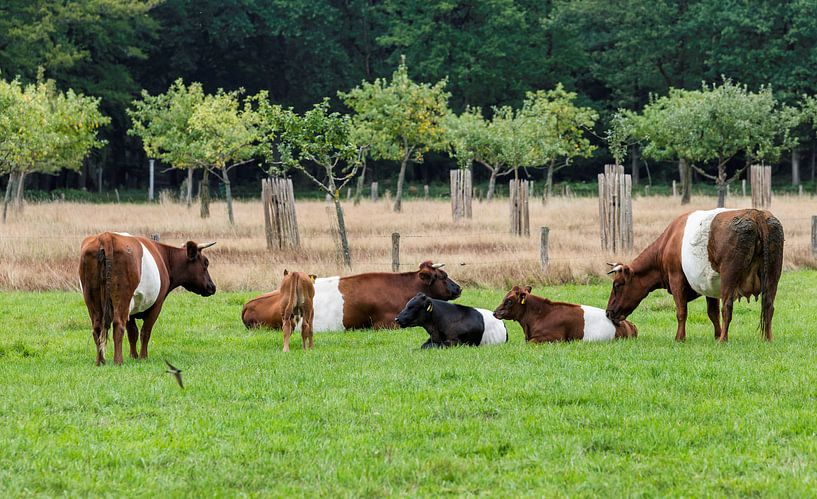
[3,172,17,223]
[354,160,366,206]
[680,159,691,205]
[186,167,193,207]
[487,168,497,200]
[792,149,801,186]
[222,165,234,225]
[716,163,726,208]
[393,151,410,213]
[546,158,555,200]
[200,168,210,218]
[334,197,352,268]
[14,171,26,213]
[631,145,639,186]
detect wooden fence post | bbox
[508,179,530,236]
[598,164,633,252]
[672,180,677,197]
[812,215,817,258]
[392,232,400,272]
[751,165,772,209]
[450,169,473,221]
[424,185,429,199]
[263,177,300,250]
[371,181,379,202]
[742,179,746,197]
[539,226,549,272]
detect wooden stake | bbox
[392,232,400,272]
[539,226,549,272]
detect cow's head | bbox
[493,285,531,320]
[605,263,647,325]
[417,261,461,300]
[395,292,433,328]
[178,241,217,296]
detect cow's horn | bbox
[431,263,445,269]
[197,241,216,250]
[606,264,623,275]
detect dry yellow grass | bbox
[1,193,815,291]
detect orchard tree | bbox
[340,57,449,212]
[521,84,598,199]
[445,107,508,200]
[257,98,364,268]
[187,88,258,225]
[128,79,205,210]
[129,80,259,223]
[1,77,107,222]
[610,81,797,207]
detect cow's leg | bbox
[92,319,106,366]
[138,306,162,359]
[671,291,688,342]
[720,290,735,342]
[127,318,139,359]
[706,297,722,339]
[762,278,779,342]
[282,317,292,352]
[112,318,126,365]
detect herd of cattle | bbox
[78,208,784,365]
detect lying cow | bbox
[279,270,316,352]
[606,208,784,341]
[493,286,637,342]
[78,232,216,365]
[241,261,462,332]
[395,293,508,348]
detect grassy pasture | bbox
[2,272,816,496]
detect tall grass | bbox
[1,194,814,291]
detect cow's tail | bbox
[758,214,784,338]
[98,234,114,354]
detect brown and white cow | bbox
[78,232,217,365]
[278,270,316,352]
[493,286,637,342]
[241,261,462,332]
[605,208,784,342]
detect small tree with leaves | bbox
[340,57,449,212]
[445,107,510,200]
[1,77,107,221]
[129,80,258,223]
[257,99,364,268]
[521,84,598,199]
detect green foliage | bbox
[444,107,503,170]
[257,98,363,195]
[2,271,817,495]
[521,84,598,168]
[340,58,450,163]
[0,77,108,176]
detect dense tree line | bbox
[2,0,817,194]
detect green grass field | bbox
[1,272,816,496]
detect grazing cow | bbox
[278,270,316,352]
[78,232,216,365]
[395,293,508,348]
[493,286,637,342]
[605,208,784,342]
[241,261,462,332]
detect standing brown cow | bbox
[279,270,316,352]
[606,208,783,342]
[79,232,217,365]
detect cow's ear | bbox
[309,274,317,282]
[519,292,528,305]
[283,269,289,276]
[524,285,532,294]
[185,241,198,261]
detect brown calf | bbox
[279,270,316,352]
[78,232,216,365]
[493,286,637,342]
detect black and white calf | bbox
[395,293,507,348]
